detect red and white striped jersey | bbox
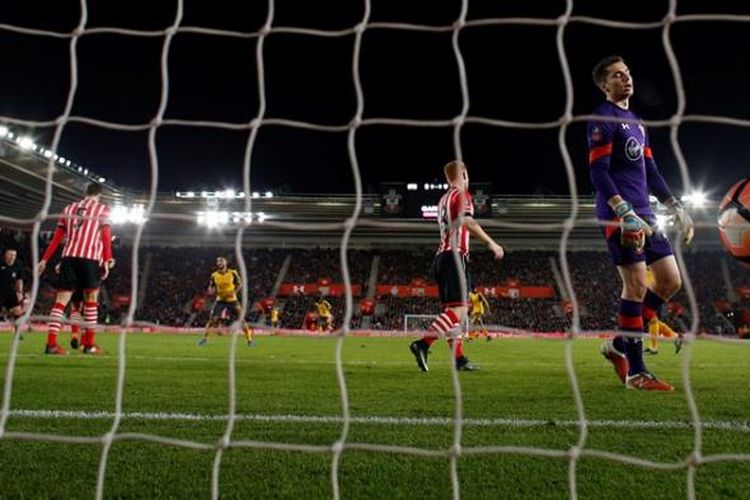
[57,198,111,261]
[437,187,474,256]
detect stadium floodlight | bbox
[98,177,106,183]
[423,183,429,190]
[128,204,146,225]
[67,160,72,167]
[264,191,273,198]
[0,125,8,137]
[6,132,14,139]
[681,190,707,208]
[83,168,88,174]
[43,150,53,159]
[224,189,236,199]
[252,192,260,198]
[18,136,34,150]
[197,210,229,228]
[406,183,418,191]
[110,205,129,225]
[110,203,147,225]
[257,211,267,222]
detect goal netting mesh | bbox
[1,1,748,499]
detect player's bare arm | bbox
[464,217,504,260]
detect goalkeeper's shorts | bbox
[601,217,673,266]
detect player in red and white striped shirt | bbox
[37,182,114,355]
[409,161,504,372]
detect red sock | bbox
[422,310,460,346]
[448,338,464,358]
[70,306,81,337]
[47,302,65,346]
[82,301,97,347]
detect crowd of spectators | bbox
[285,248,372,287]
[1,231,747,336]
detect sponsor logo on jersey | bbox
[625,137,643,161]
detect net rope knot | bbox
[259,24,272,36]
[217,435,231,450]
[101,431,115,446]
[331,440,345,455]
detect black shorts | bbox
[211,300,240,322]
[0,290,20,311]
[71,288,84,304]
[433,251,472,307]
[57,257,100,292]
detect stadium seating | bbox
[0,229,743,335]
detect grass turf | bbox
[1,332,750,499]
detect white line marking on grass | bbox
[10,353,567,368]
[7,409,750,433]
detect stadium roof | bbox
[0,141,722,250]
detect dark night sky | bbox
[1,0,749,197]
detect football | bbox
[718,178,750,267]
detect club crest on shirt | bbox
[624,137,643,161]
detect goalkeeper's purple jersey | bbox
[587,101,671,221]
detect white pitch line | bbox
[6,409,750,433]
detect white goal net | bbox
[0,1,749,499]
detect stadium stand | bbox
[0,235,743,335]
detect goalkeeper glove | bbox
[668,200,694,245]
[613,200,653,251]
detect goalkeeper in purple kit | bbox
[587,56,694,391]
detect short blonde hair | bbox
[443,160,466,182]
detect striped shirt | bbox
[58,198,111,261]
[437,187,474,256]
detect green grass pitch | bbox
[2,332,750,499]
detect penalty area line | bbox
[6,409,750,433]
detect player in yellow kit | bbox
[468,288,490,340]
[199,256,255,347]
[643,267,682,354]
[315,296,333,332]
[270,306,280,333]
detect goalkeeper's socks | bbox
[618,299,646,375]
[612,335,626,354]
[423,309,460,346]
[642,289,665,324]
[47,302,66,347]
